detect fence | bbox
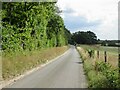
[97,50,107,63]
[87,49,118,67]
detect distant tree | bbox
[72,31,98,44]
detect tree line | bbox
[71,31,120,47]
[2,2,71,53]
[99,40,120,47]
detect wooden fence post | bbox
[104,51,107,62]
[118,54,120,76]
[97,50,99,58]
[118,53,120,83]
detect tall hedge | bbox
[2,2,70,53]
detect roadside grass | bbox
[77,46,120,88]
[78,44,118,68]
[2,46,68,80]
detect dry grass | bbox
[94,51,118,68]
[77,46,118,68]
[2,46,68,80]
[77,47,89,60]
[77,47,95,67]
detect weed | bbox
[87,49,95,58]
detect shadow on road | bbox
[75,61,83,64]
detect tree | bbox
[64,27,72,44]
[72,31,98,44]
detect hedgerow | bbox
[2,2,71,55]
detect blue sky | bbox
[57,0,118,40]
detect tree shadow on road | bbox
[75,61,83,64]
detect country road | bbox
[5,45,87,88]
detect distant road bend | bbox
[5,45,87,88]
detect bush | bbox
[95,61,111,72]
[87,49,94,58]
[88,72,107,88]
[94,61,120,88]
[105,69,119,88]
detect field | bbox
[2,46,68,80]
[78,44,118,68]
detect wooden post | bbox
[104,51,107,62]
[118,54,120,86]
[118,54,120,76]
[97,51,99,58]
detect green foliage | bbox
[84,61,120,88]
[95,61,120,88]
[105,69,119,88]
[2,2,71,54]
[95,61,112,72]
[64,27,73,44]
[88,71,107,88]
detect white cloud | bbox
[57,0,119,40]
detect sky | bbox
[57,0,119,40]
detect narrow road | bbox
[5,45,87,88]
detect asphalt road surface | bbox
[5,45,87,88]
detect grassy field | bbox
[2,46,68,80]
[77,45,119,88]
[79,44,118,54]
[78,44,118,68]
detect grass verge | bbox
[77,47,120,88]
[2,46,68,80]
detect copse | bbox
[72,31,98,44]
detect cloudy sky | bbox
[57,0,119,40]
